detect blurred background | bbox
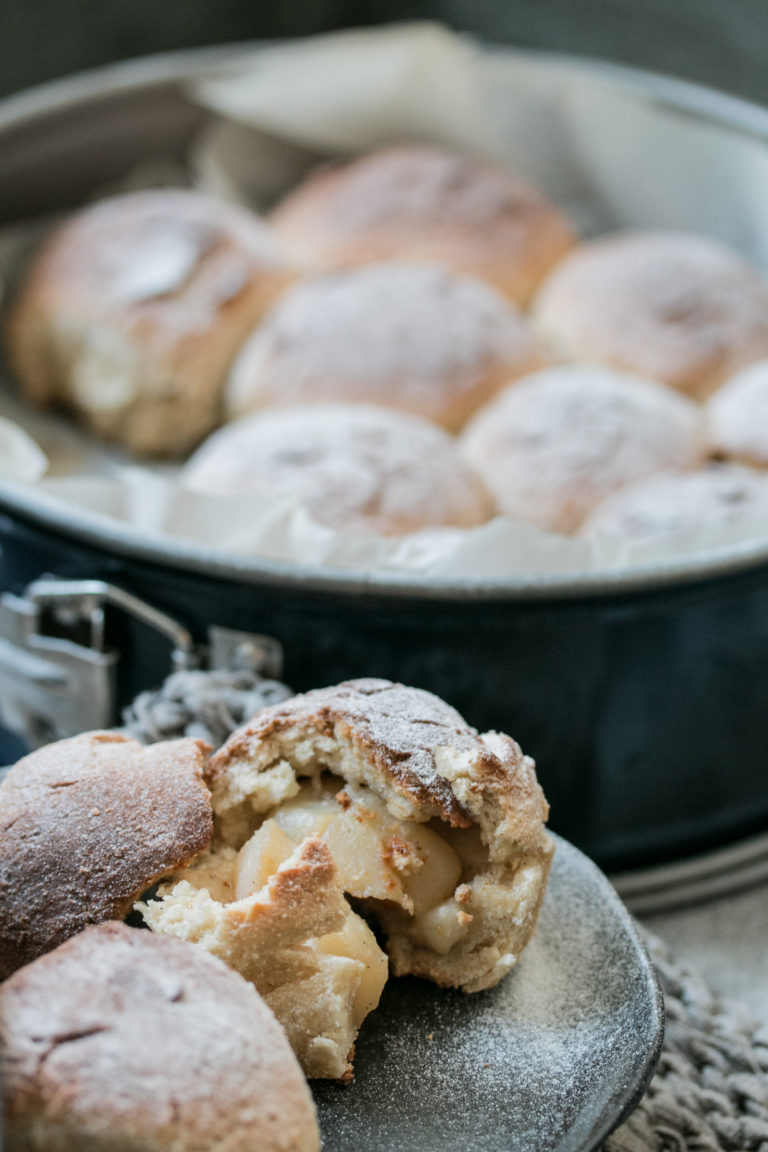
[0,0,764,102]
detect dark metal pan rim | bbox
[3,40,768,603]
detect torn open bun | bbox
[198,679,553,995]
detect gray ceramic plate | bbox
[313,835,664,1152]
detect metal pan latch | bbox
[0,577,283,749]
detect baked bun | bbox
[533,231,768,399]
[0,922,320,1152]
[0,731,212,979]
[226,262,541,429]
[149,679,553,997]
[7,189,295,456]
[580,463,768,540]
[707,359,768,467]
[459,365,706,534]
[269,146,576,304]
[183,403,492,535]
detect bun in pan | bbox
[580,463,768,540]
[0,731,212,979]
[533,231,768,399]
[227,262,541,430]
[270,146,576,304]
[139,828,388,1081]
[167,679,554,997]
[183,402,493,536]
[459,365,706,534]
[0,922,320,1152]
[7,189,295,456]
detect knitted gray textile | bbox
[125,669,768,1152]
[122,667,293,747]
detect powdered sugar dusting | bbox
[305,149,554,232]
[460,365,705,534]
[534,232,768,395]
[581,463,768,540]
[707,358,768,465]
[229,262,534,406]
[111,223,216,303]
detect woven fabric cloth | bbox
[124,669,768,1152]
[604,930,768,1152]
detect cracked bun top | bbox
[0,732,213,978]
[269,146,576,304]
[208,678,549,858]
[0,922,320,1152]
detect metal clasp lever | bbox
[0,578,283,748]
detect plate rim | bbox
[313,832,665,1152]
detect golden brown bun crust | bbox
[226,263,541,430]
[270,146,576,304]
[0,732,213,979]
[0,922,320,1152]
[533,231,768,398]
[183,402,493,535]
[211,678,503,829]
[7,189,296,456]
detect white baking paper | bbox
[0,416,48,482]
